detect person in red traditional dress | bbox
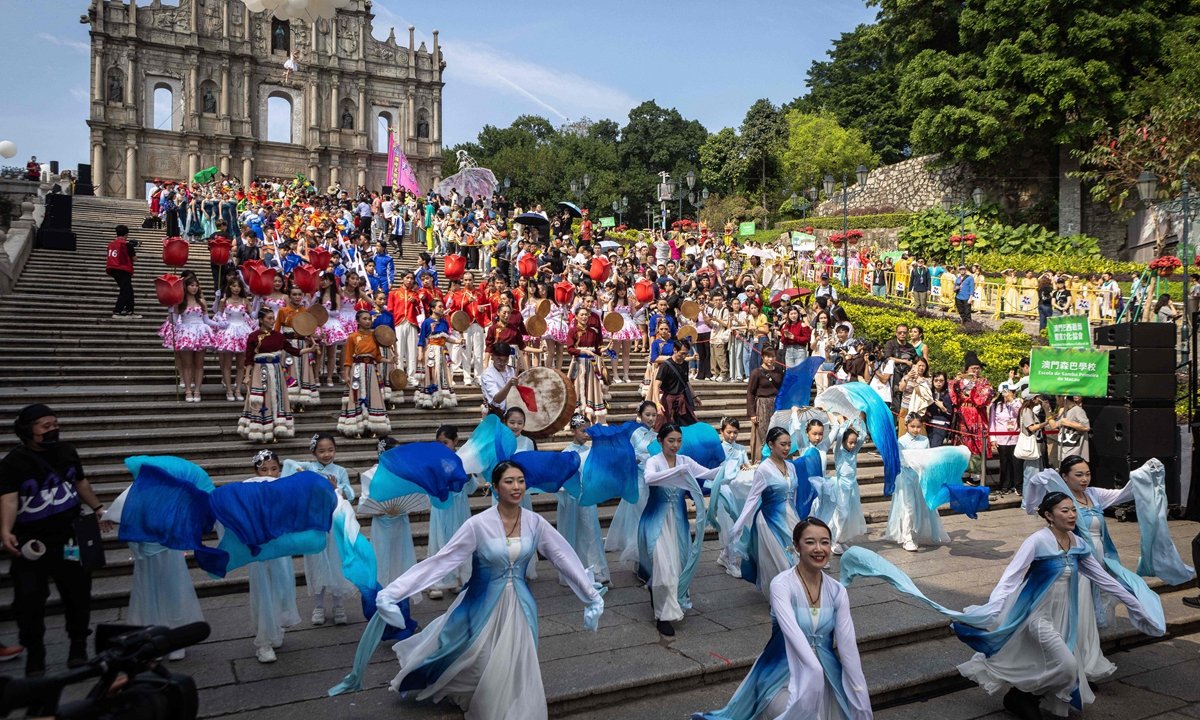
[949,350,995,486]
[566,295,609,425]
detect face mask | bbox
[37,429,60,447]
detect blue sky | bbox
[0,0,876,170]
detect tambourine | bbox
[535,299,552,318]
[450,310,472,333]
[677,324,699,344]
[373,325,396,347]
[525,314,547,337]
[307,304,330,326]
[291,311,319,337]
[388,369,409,390]
[680,300,700,320]
[602,312,625,334]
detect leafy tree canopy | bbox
[780,110,878,189]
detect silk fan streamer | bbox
[774,356,826,412]
[117,456,223,574]
[510,450,581,496]
[376,441,470,508]
[816,383,900,495]
[579,422,640,506]
[457,413,517,482]
[903,445,989,518]
[648,422,725,470]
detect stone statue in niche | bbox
[272,20,288,52]
[108,75,123,103]
[417,110,429,139]
[203,87,217,114]
[341,107,354,130]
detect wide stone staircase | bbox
[0,195,1196,717]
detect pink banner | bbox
[386,125,421,196]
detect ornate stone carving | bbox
[293,19,311,52]
[341,106,355,129]
[202,87,217,114]
[337,15,358,56]
[201,0,222,35]
[108,74,123,103]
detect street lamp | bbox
[1137,168,1197,374]
[503,176,511,189]
[823,164,870,285]
[941,187,985,267]
[646,202,653,230]
[611,195,629,225]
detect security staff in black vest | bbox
[0,405,107,676]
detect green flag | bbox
[1029,347,1109,397]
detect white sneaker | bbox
[256,646,276,663]
[167,648,186,661]
[333,606,348,625]
[833,542,850,556]
[312,607,326,625]
[428,589,443,600]
[902,540,919,552]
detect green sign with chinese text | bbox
[599,216,616,227]
[739,221,756,236]
[1029,347,1109,397]
[1047,315,1093,349]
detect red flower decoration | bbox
[154,274,184,307]
[293,264,320,294]
[589,256,612,283]
[208,237,232,266]
[444,254,466,281]
[554,281,576,306]
[518,254,539,278]
[162,237,189,268]
[308,246,332,273]
[634,279,656,304]
[247,266,277,297]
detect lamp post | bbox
[690,187,709,212]
[1137,168,1197,374]
[645,202,653,230]
[823,164,869,286]
[940,187,986,268]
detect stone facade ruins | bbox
[84,0,444,199]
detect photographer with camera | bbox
[1,405,107,677]
[106,225,140,319]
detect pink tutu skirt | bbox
[214,322,255,353]
[163,323,215,351]
[156,317,175,343]
[339,311,358,337]
[318,318,349,345]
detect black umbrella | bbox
[557,201,583,218]
[514,212,551,235]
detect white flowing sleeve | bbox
[770,575,824,720]
[1077,550,1166,636]
[1089,484,1133,510]
[644,454,699,489]
[535,514,602,606]
[684,455,722,483]
[374,517,479,628]
[730,468,768,542]
[964,531,1042,623]
[832,583,873,720]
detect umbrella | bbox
[557,201,583,219]
[435,167,498,200]
[193,166,219,184]
[770,288,811,306]
[598,240,621,249]
[513,213,551,235]
[742,247,778,260]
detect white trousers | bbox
[455,324,485,383]
[396,321,420,376]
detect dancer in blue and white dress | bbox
[557,414,610,585]
[641,423,720,636]
[694,518,873,720]
[603,401,658,568]
[359,437,428,590]
[288,434,357,626]
[106,461,206,661]
[426,424,479,600]
[1023,456,1194,626]
[886,415,947,552]
[730,427,808,602]
[330,460,605,720]
[243,451,302,664]
[826,417,868,554]
[841,492,1166,719]
[706,417,753,577]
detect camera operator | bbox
[0,405,107,677]
[883,323,916,411]
[862,341,895,405]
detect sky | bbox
[0,0,876,171]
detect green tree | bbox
[699,127,747,196]
[779,110,878,189]
[891,0,1183,163]
[739,99,788,219]
[789,23,912,164]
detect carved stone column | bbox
[125,144,138,199]
[220,62,230,134]
[329,74,340,131]
[92,141,106,197]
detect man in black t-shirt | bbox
[0,404,107,677]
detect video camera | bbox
[0,622,208,720]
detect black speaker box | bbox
[49,160,58,174]
[43,193,72,230]
[1108,347,1176,374]
[1107,372,1176,400]
[37,228,77,251]
[1083,404,1176,458]
[1093,322,1176,348]
[76,163,91,185]
[74,183,94,197]
[382,185,393,195]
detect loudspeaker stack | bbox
[75,163,94,196]
[1083,322,1179,500]
[38,194,77,251]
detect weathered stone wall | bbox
[85,0,445,198]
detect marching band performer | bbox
[387,271,422,380]
[446,274,486,385]
[238,308,310,442]
[416,299,459,409]
[274,285,321,407]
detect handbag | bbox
[72,513,107,571]
[1014,431,1040,460]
